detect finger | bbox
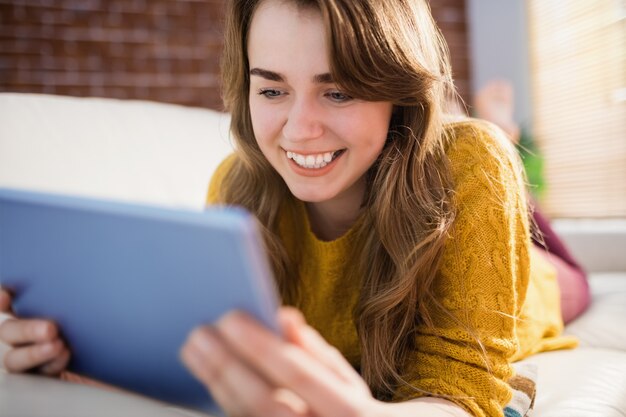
[60,372,124,391]
[217,312,364,416]
[3,339,64,373]
[181,327,307,417]
[37,348,70,376]
[182,327,257,417]
[0,319,58,345]
[279,308,367,388]
[0,289,13,313]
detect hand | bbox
[0,287,71,376]
[181,307,385,417]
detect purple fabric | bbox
[531,208,583,271]
[530,205,591,323]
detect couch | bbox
[1,93,625,417]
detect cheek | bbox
[367,106,393,149]
[365,104,393,136]
[250,103,283,147]
[338,106,391,149]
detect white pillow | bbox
[0,93,233,210]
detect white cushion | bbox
[0,371,212,417]
[564,273,626,351]
[523,348,626,417]
[0,93,233,210]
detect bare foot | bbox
[474,79,521,143]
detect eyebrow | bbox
[249,67,334,84]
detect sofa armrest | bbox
[552,219,626,273]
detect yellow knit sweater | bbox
[206,119,577,417]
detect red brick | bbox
[0,0,471,109]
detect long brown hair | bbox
[220,0,457,400]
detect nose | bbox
[282,96,324,142]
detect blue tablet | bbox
[0,188,280,412]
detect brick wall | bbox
[430,0,472,104]
[0,0,470,110]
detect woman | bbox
[0,1,577,416]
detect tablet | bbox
[0,187,280,412]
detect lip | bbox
[284,148,344,177]
[282,148,341,156]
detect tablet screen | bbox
[0,188,280,411]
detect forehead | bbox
[249,0,321,38]
[247,0,329,73]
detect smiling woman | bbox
[0,1,579,416]
[185,0,578,415]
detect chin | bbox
[286,185,337,204]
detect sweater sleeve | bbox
[394,120,531,417]
[205,153,237,206]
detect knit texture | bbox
[206,119,577,417]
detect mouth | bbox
[285,149,346,169]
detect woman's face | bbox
[247,0,393,206]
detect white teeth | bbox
[286,150,341,169]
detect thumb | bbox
[0,288,13,314]
[277,306,307,345]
